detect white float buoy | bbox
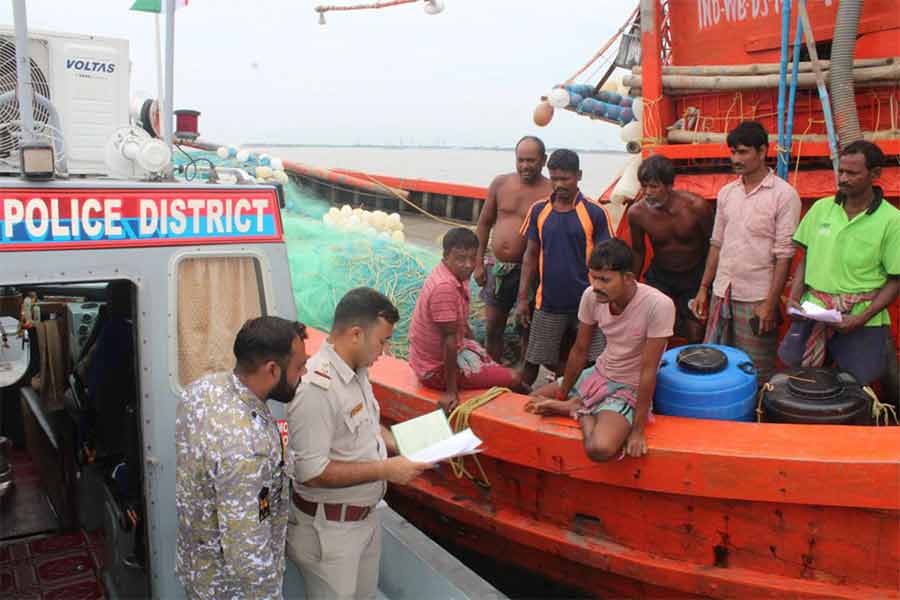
[620,120,643,145]
[632,97,644,122]
[424,0,444,15]
[548,87,570,109]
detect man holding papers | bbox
[779,141,900,385]
[286,288,431,600]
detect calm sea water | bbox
[254,146,631,200]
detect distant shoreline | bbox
[242,143,626,155]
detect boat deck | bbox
[297,329,899,599]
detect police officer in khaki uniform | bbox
[287,288,431,600]
[176,317,308,599]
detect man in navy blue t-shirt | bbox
[516,149,612,385]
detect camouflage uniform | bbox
[175,371,287,600]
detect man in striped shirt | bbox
[409,228,527,413]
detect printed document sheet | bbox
[787,301,843,324]
[391,409,483,464]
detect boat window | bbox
[176,256,264,386]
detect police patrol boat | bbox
[0,2,502,598]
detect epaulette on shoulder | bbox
[309,361,332,390]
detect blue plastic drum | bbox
[654,344,758,422]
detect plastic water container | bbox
[761,368,872,425]
[655,345,758,421]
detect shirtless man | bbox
[628,154,713,343]
[474,136,552,363]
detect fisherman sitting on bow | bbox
[527,240,675,460]
[409,227,529,414]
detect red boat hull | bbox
[303,330,899,599]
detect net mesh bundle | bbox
[174,149,492,358]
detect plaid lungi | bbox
[704,288,777,384]
[525,310,606,367]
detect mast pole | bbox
[162,0,176,178]
[12,0,36,145]
[639,0,671,148]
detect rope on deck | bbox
[447,386,509,489]
[864,386,899,426]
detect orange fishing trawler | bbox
[317,1,899,598]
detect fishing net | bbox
[173,149,497,359]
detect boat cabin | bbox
[0,179,497,599]
[0,179,292,597]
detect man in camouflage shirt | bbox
[176,316,308,599]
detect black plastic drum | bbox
[762,367,872,425]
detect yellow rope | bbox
[360,173,475,230]
[863,386,899,426]
[447,386,508,488]
[640,96,666,146]
[756,383,774,423]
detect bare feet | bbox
[525,396,577,416]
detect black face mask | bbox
[268,364,299,404]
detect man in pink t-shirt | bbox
[409,228,526,413]
[527,240,674,460]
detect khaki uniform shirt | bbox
[288,342,387,506]
[175,371,287,600]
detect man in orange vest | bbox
[516,149,612,386]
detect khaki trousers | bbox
[286,502,381,600]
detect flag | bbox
[130,0,188,13]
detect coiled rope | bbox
[447,386,509,488]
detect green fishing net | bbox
[174,149,495,359]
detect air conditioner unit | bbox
[0,27,129,175]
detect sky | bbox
[0,1,635,149]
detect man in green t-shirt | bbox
[779,141,900,385]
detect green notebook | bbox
[390,409,453,457]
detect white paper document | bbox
[391,409,484,464]
[407,428,483,464]
[787,301,843,324]
[390,409,453,457]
